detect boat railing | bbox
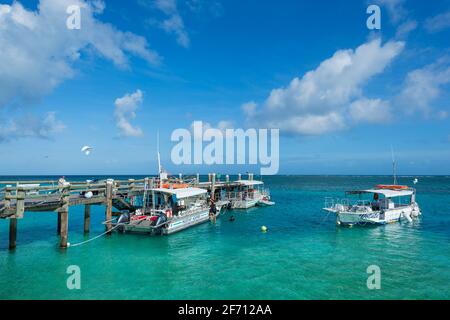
[224,191,258,201]
[324,197,352,210]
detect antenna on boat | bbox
[391,145,397,185]
[156,130,167,187]
[157,130,162,176]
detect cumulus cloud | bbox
[397,57,450,117]
[0,0,159,108]
[0,112,65,142]
[114,90,144,137]
[244,39,404,135]
[425,11,450,33]
[349,98,391,123]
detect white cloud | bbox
[152,0,190,48]
[372,0,407,24]
[241,101,257,117]
[0,0,160,109]
[349,98,391,123]
[0,112,65,142]
[161,13,190,48]
[244,39,404,135]
[397,57,450,116]
[114,90,144,137]
[395,20,417,38]
[425,11,450,33]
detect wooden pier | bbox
[0,173,257,250]
[0,178,147,250]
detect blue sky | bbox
[0,0,449,175]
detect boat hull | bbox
[232,198,259,209]
[121,208,213,235]
[336,205,419,226]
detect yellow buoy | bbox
[261,226,268,232]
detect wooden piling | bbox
[15,189,25,219]
[84,204,91,234]
[211,173,216,201]
[57,212,61,235]
[105,180,113,234]
[59,185,70,248]
[9,218,17,250]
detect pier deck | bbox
[0,174,257,250]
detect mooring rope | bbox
[68,223,123,248]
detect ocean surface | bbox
[0,175,449,300]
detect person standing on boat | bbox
[209,198,217,224]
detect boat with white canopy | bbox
[114,186,224,235]
[225,179,273,209]
[323,185,421,226]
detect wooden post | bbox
[57,212,61,235]
[4,187,11,209]
[211,173,216,201]
[9,218,17,250]
[59,185,70,248]
[15,189,25,219]
[105,180,113,234]
[84,204,91,234]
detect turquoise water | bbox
[1,175,449,299]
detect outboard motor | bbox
[117,212,130,233]
[154,213,168,235]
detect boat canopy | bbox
[238,180,264,186]
[151,187,207,199]
[347,189,414,198]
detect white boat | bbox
[323,185,421,226]
[257,199,275,206]
[115,187,223,235]
[226,180,272,209]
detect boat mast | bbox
[391,145,397,185]
[157,130,162,188]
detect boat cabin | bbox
[345,188,415,212]
[148,187,208,216]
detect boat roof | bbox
[347,189,414,198]
[151,187,207,199]
[238,180,264,186]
